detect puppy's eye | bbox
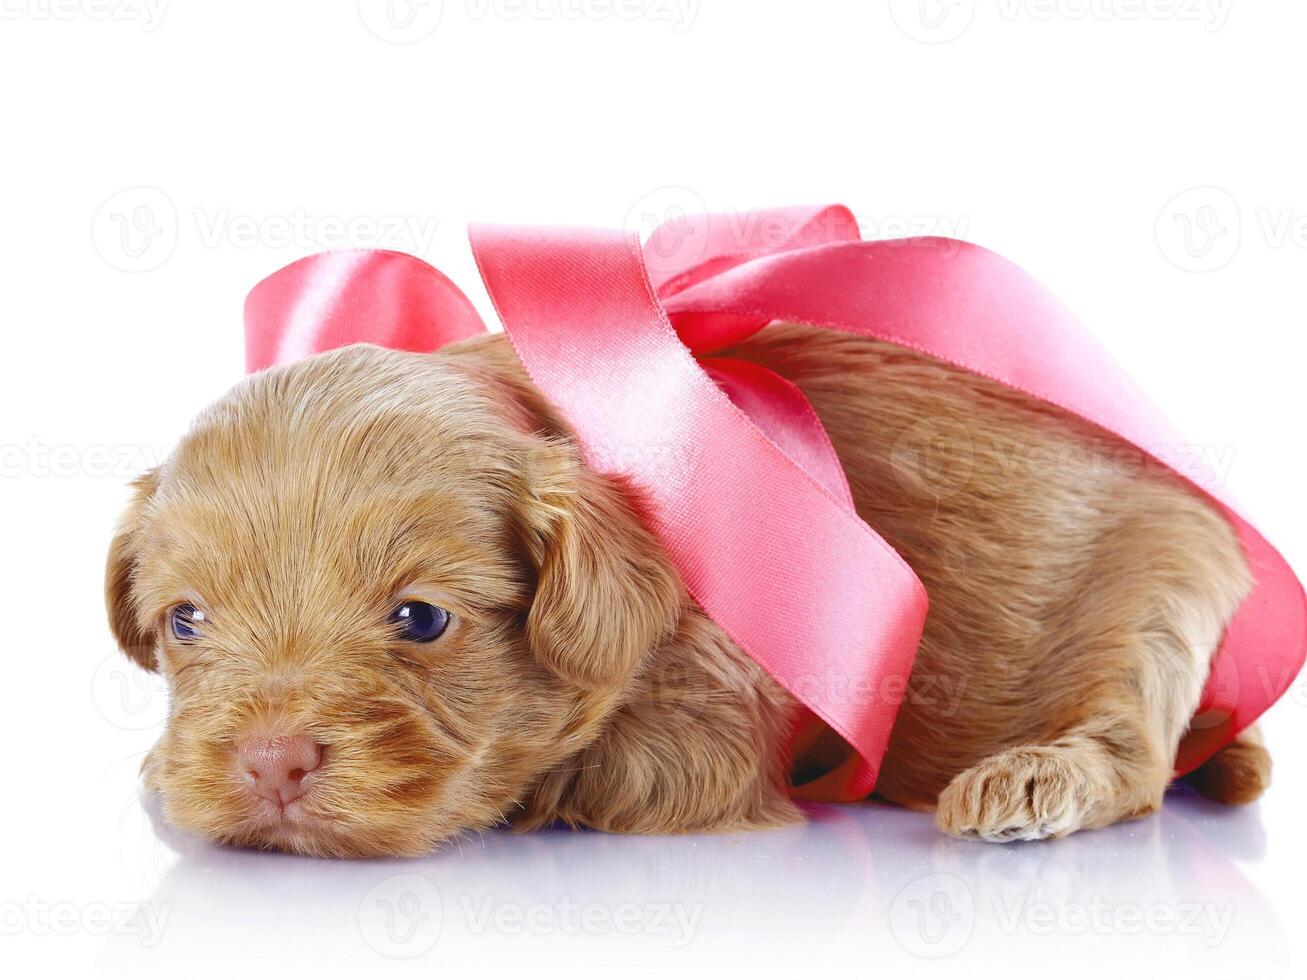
[389,601,451,643]
[169,603,206,642]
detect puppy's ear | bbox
[520,446,682,689]
[105,469,160,672]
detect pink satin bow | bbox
[245,205,1306,802]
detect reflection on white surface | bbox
[89,785,1290,979]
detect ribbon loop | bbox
[244,249,484,372]
[649,205,862,354]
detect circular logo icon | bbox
[91,650,168,731]
[358,873,442,958]
[889,0,976,44]
[1172,648,1242,734]
[91,186,177,273]
[357,0,444,43]
[626,655,712,727]
[1155,186,1241,273]
[623,185,711,282]
[889,417,975,500]
[889,872,975,958]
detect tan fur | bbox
[1181,725,1270,806]
[105,323,1260,855]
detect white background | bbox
[1,1,1305,977]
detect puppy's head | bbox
[105,341,681,856]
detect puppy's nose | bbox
[236,735,323,806]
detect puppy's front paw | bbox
[935,746,1089,843]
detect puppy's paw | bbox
[1182,730,1271,806]
[935,746,1089,843]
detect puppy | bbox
[105,324,1268,856]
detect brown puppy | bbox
[105,324,1268,856]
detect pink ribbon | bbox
[245,205,1305,802]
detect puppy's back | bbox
[722,323,1251,805]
